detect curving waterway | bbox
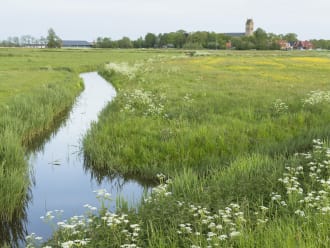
[24,72,146,243]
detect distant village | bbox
[0,19,328,50]
[277,40,313,50]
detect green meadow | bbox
[0,48,169,245]
[1,48,330,247]
[80,51,330,247]
[85,52,330,179]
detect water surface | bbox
[26,72,146,241]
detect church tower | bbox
[245,19,254,36]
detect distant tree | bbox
[91,28,303,51]
[158,33,167,48]
[165,32,177,47]
[39,36,47,46]
[283,33,298,43]
[1,37,20,47]
[254,28,268,50]
[20,35,33,46]
[133,37,144,48]
[183,42,203,49]
[310,39,330,50]
[156,31,187,48]
[46,28,62,48]
[12,37,20,46]
[172,30,187,48]
[217,34,231,49]
[187,31,209,48]
[117,37,133,48]
[232,36,255,50]
[207,32,227,49]
[95,37,113,48]
[144,33,157,48]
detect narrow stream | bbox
[26,72,146,241]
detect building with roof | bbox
[224,32,245,37]
[293,40,313,50]
[62,40,92,48]
[223,19,254,38]
[278,40,293,50]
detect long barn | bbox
[62,40,92,48]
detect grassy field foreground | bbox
[82,51,330,247]
[1,49,330,247]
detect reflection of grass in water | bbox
[48,160,61,166]
[83,157,157,187]
[25,105,72,154]
[0,131,30,248]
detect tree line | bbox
[93,28,330,50]
[1,28,330,50]
[0,28,61,48]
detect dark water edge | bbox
[0,72,149,247]
[24,106,73,154]
[0,194,30,248]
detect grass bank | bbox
[0,48,177,246]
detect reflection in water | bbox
[21,72,150,244]
[24,107,72,154]
[0,186,31,248]
[83,159,157,188]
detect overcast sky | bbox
[1,0,329,41]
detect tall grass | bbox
[84,52,330,179]
[0,129,29,245]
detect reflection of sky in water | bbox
[27,73,146,240]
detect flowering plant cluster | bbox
[105,62,142,80]
[145,174,246,247]
[272,139,330,217]
[303,90,330,106]
[272,99,288,115]
[176,202,245,247]
[183,93,194,104]
[26,189,141,248]
[119,89,166,117]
